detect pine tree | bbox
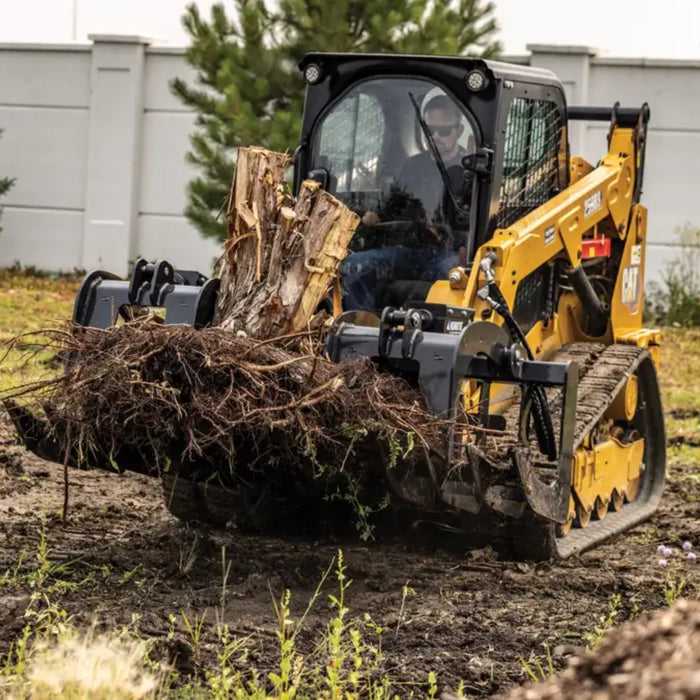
[0,130,15,234]
[172,0,501,242]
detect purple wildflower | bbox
[683,541,693,551]
[686,552,697,562]
[658,558,669,567]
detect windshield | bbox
[312,77,477,231]
[311,77,478,312]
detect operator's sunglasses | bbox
[427,123,459,137]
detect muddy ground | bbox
[0,412,698,698]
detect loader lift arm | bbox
[449,103,651,335]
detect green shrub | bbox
[646,225,700,327]
[0,128,15,233]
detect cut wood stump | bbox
[213,147,360,338]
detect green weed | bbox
[583,593,621,651]
[181,610,208,669]
[177,532,200,576]
[663,574,687,606]
[0,548,27,587]
[395,581,416,638]
[519,643,554,682]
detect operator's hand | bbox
[362,211,381,227]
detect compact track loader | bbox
[10,53,665,559]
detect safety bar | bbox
[568,104,650,127]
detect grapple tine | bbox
[4,399,66,465]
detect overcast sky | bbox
[1,0,699,59]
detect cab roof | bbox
[299,52,563,89]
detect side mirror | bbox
[462,147,494,179]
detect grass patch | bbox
[659,329,700,480]
[659,328,700,414]
[0,269,80,338]
[668,444,700,469]
[0,270,79,394]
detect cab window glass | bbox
[498,97,563,228]
[318,92,384,193]
[312,78,477,227]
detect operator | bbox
[341,94,473,311]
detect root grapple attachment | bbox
[327,310,579,526]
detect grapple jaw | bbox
[5,399,158,476]
[73,258,219,329]
[5,400,61,465]
[7,258,218,471]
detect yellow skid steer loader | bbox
[10,53,665,559]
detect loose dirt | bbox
[498,598,700,700]
[0,413,699,698]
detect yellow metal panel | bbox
[572,437,644,512]
[570,156,594,183]
[457,130,639,314]
[612,204,646,336]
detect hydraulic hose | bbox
[478,255,557,460]
[566,265,609,337]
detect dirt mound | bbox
[500,599,700,700]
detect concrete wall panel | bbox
[0,106,88,209]
[139,111,197,215]
[143,51,197,112]
[0,48,91,108]
[589,63,700,132]
[136,215,220,276]
[0,208,83,271]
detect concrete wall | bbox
[0,37,698,281]
[0,36,218,277]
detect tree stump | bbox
[213,147,360,338]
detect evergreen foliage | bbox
[0,129,15,233]
[172,0,501,242]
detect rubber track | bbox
[511,344,665,560]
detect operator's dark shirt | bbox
[393,147,467,227]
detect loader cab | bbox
[296,53,570,312]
